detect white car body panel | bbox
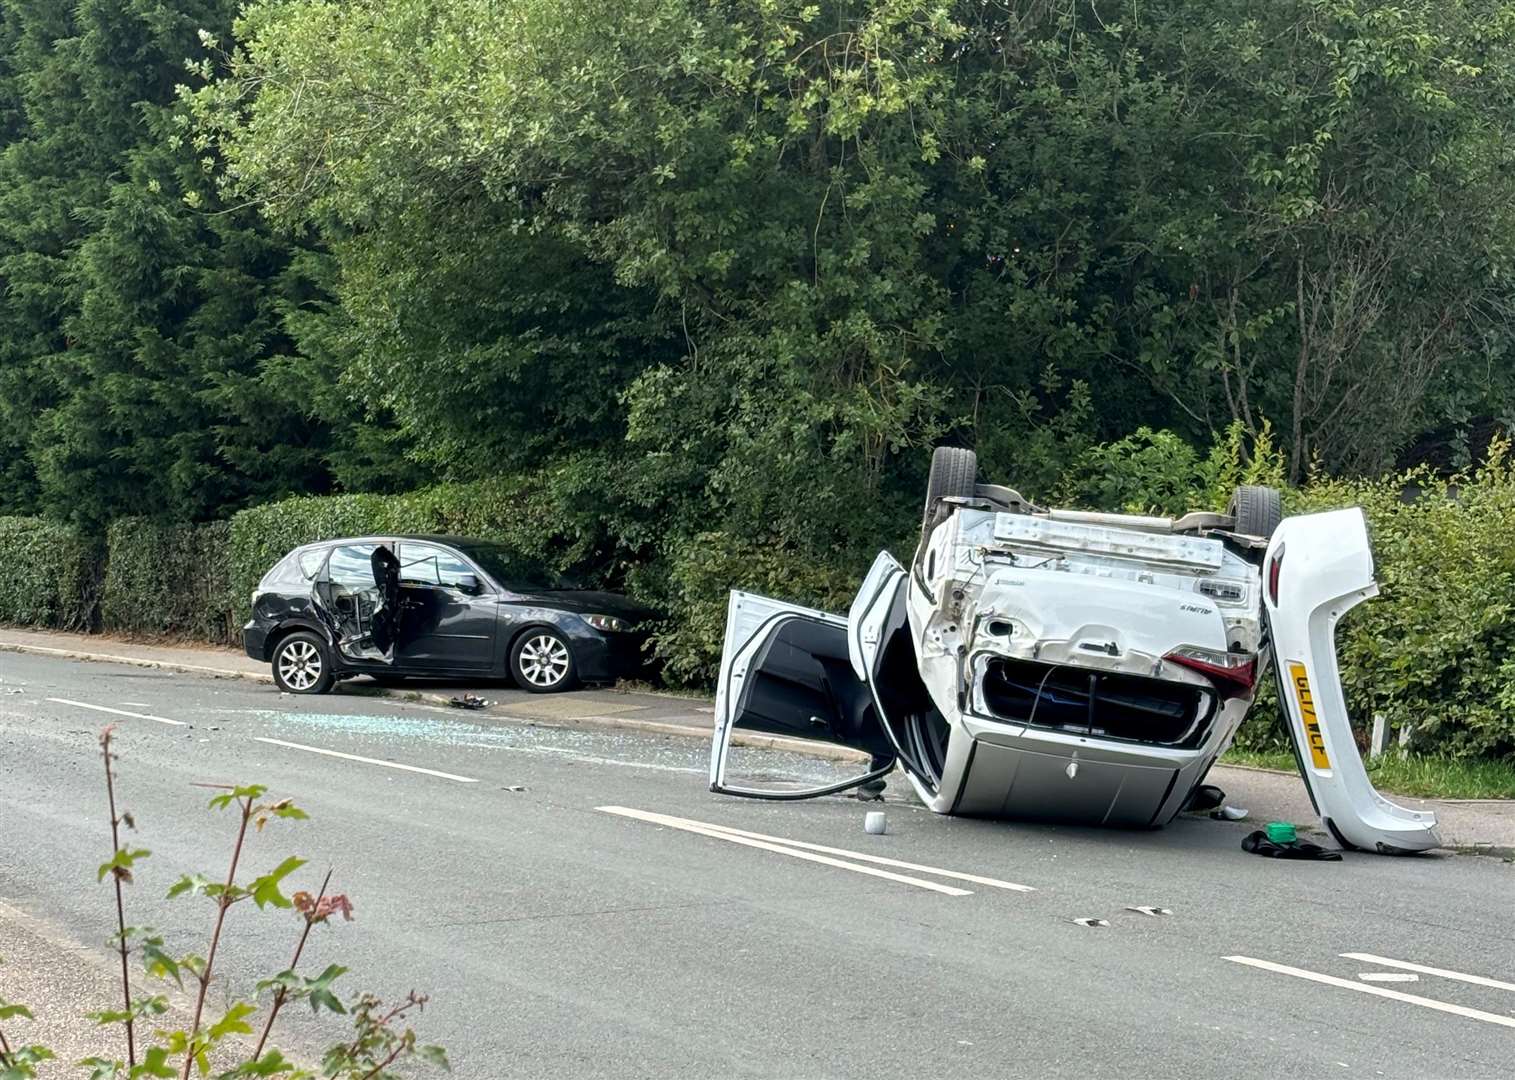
[1263,509,1440,853]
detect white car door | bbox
[709,591,895,800]
[1264,509,1440,853]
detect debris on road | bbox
[449,694,491,710]
[1125,906,1172,917]
[864,811,887,835]
[1242,826,1342,861]
[1073,918,1109,928]
[1211,805,1249,821]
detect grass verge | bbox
[1222,748,1515,800]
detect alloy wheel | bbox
[278,639,323,691]
[518,633,570,688]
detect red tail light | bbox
[1267,543,1285,606]
[1165,647,1257,697]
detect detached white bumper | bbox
[1264,509,1440,853]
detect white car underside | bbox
[709,453,1440,855]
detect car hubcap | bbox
[520,634,570,687]
[278,641,322,691]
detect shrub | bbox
[101,519,236,645]
[0,516,99,630]
[1057,421,1288,514]
[657,531,864,686]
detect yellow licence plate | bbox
[1288,662,1332,770]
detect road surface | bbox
[1,651,1511,1078]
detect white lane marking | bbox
[1359,973,1419,983]
[597,806,972,896]
[1341,953,1515,994]
[1225,956,1515,1030]
[47,697,187,727]
[647,810,1035,893]
[120,702,152,708]
[253,737,479,783]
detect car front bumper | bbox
[570,628,653,684]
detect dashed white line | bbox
[685,816,1035,892]
[1358,972,1419,983]
[1341,953,1515,994]
[1225,956,1515,1029]
[597,806,976,896]
[47,698,187,727]
[253,737,480,783]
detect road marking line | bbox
[119,702,152,707]
[47,698,187,727]
[1225,956,1515,1029]
[254,737,479,783]
[1359,973,1419,983]
[635,810,1035,892]
[1341,953,1515,994]
[597,806,972,896]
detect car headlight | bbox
[584,614,631,633]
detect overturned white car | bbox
[709,447,1440,855]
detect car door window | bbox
[399,543,477,590]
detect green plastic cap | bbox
[1265,821,1297,844]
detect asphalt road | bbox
[2,651,1512,1079]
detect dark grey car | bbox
[243,535,656,694]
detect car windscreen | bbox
[457,543,573,592]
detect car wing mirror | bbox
[456,573,482,595]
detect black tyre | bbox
[271,631,335,695]
[1228,484,1283,539]
[923,446,978,534]
[510,628,578,694]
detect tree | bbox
[0,0,406,527]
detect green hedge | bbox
[0,516,99,630]
[100,519,236,645]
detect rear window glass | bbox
[298,549,327,579]
[258,547,328,589]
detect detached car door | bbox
[394,541,499,671]
[709,591,896,800]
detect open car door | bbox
[1264,509,1439,853]
[312,542,400,666]
[847,551,955,797]
[709,591,895,800]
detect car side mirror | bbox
[456,573,482,595]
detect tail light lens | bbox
[1267,543,1285,606]
[1165,646,1258,697]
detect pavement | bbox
[2,644,1514,1078]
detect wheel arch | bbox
[264,619,330,662]
[504,618,576,664]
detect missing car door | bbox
[710,592,895,800]
[314,542,399,664]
